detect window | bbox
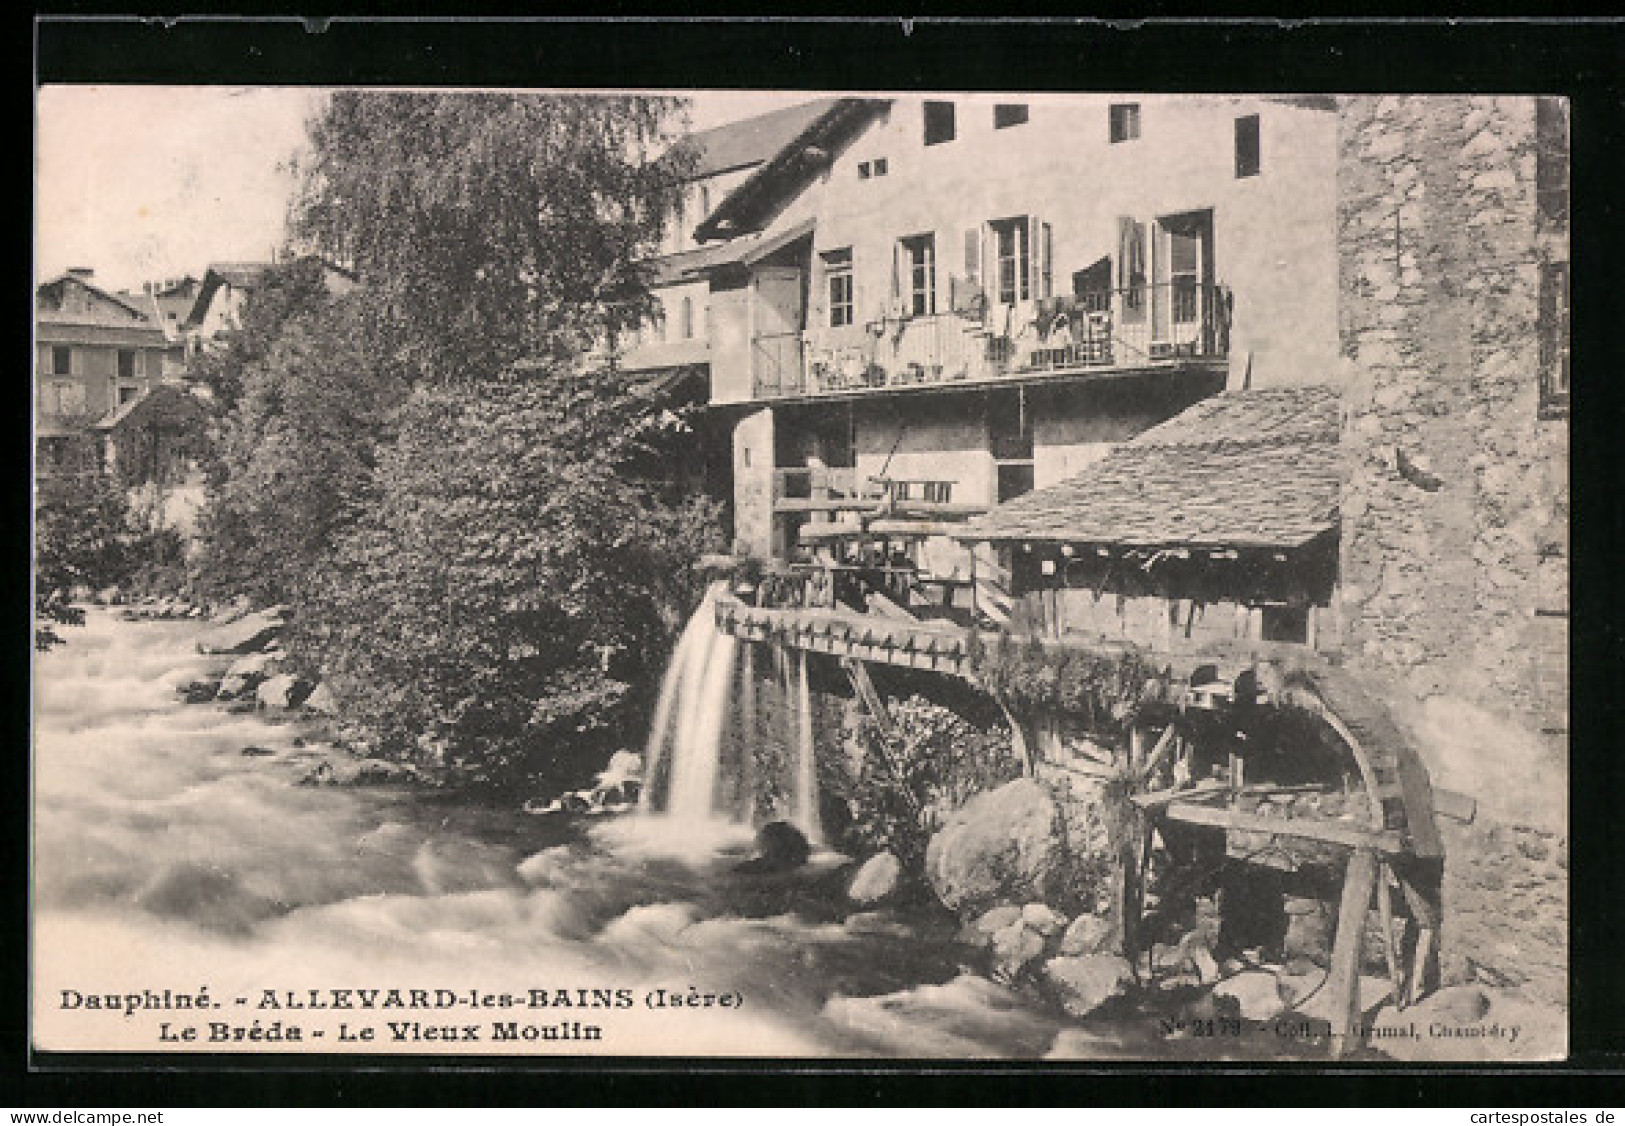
[872,157,888,176]
[1536,96,1569,225]
[1109,103,1141,143]
[900,234,936,317]
[924,101,956,146]
[990,217,1031,304]
[1540,260,1570,413]
[1235,114,1262,178]
[50,345,71,375]
[997,464,1035,503]
[994,103,1029,129]
[118,384,141,405]
[858,161,871,180]
[988,391,1033,462]
[118,350,137,378]
[698,184,711,219]
[823,247,854,328]
[1260,604,1309,644]
[1118,218,1148,321]
[1170,230,1201,324]
[680,295,695,340]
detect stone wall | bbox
[1336,95,1569,1003]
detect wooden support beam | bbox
[842,657,895,740]
[1158,802,1407,854]
[1327,847,1379,1060]
[1393,857,1444,1006]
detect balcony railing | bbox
[751,281,1230,401]
[771,467,965,512]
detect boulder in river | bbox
[1042,953,1135,1019]
[924,778,1067,916]
[302,682,339,715]
[197,607,285,656]
[1058,911,1114,957]
[734,820,811,875]
[256,673,313,710]
[218,652,282,700]
[989,921,1046,983]
[176,678,220,704]
[846,852,902,906]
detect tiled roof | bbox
[674,98,841,179]
[960,385,1343,550]
[37,275,165,335]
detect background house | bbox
[184,257,358,355]
[35,269,175,481]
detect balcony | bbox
[749,281,1230,402]
[771,467,984,518]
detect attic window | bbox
[1235,114,1262,178]
[873,157,888,176]
[994,103,1029,129]
[924,101,956,146]
[1109,103,1141,143]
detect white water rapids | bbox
[32,607,1121,1058]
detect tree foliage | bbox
[188,257,337,416]
[823,696,1022,872]
[193,297,399,607]
[295,361,722,784]
[34,475,181,649]
[188,91,713,787]
[290,91,691,382]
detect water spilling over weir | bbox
[638,584,823,844]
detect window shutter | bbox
[811,254,826,324]
[1039,220,1053,300]
[890,240,902,317]
[964,228,980,284]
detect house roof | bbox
[92,382,209,432]
[673,98,842,180]
[694,98,890,241]
[644,217,818,285]
[958,385,1343,550]
[36,274,164,335]
[186,257,357,329]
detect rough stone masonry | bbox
[1336,95,1569,1005]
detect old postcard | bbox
[32,83,1569,1063]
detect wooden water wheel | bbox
[1120,652,1445,1058]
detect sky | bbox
[34,87,813,293]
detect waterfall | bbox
[638,582,823,846]
[639,583,739,826]
[792,650,822,845]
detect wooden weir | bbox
[712,592,1449,1059]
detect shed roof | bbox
[958,385,1343,550]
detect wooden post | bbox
[1393,856,1444,1006]
[1327,847,1379,1059]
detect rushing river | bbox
[36,608,1332,1060]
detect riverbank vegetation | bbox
[183,91,721,787]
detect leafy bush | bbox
[965,630,1163,744]
[823,694,1022,872]
[34,475,185,647]
[293,361,723,786]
